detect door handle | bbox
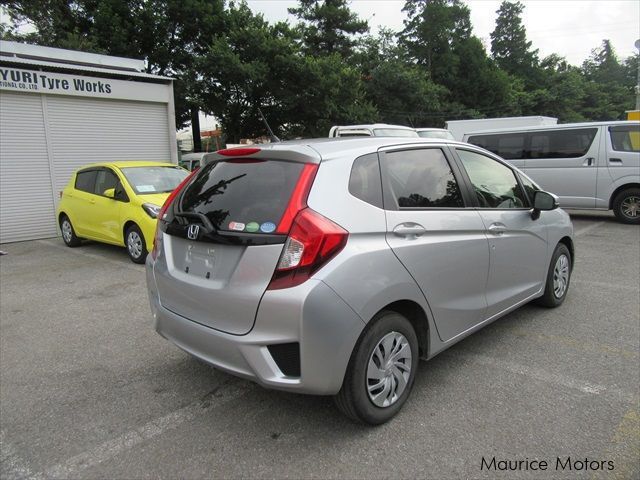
[582,157,595,166]
[488,223,506,235]
[89,199,96,204]
[609,158,623,164]
[393,223,426,239]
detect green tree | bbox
[400,0,471,85]
[288,0,368,58]
[197,2,375,141]
[355,29,446,126]
[1,0,225,145]
[580,40,634,120]
[490,1,539,80]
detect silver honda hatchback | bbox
[146,138,574,424]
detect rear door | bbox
[453,147,548,317]
[153,157,311,335]
[380,146,490,342]
[524,127,600,208]
[69,169,98,237]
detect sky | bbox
[246,0,640,65]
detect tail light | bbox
[151,170,197,260]
[267,208,348,290]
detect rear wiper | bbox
[173,211,216,234]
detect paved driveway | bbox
[1,211,638,479]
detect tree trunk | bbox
[190,107,202,152]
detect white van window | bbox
[467,133,525,160]
[609,125,640,152]
[529,128,597,158]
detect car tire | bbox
[60,215,81,247]
[125,224,148,264]
[535,243,572,308]
[612,188,640,225]
[335,310,419,425]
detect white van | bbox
[463,121,640,223]
[329,124,418,138]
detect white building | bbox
[0,41,177,243]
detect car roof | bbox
[208,137,471,164]
[77,160,176,170]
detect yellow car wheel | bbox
[125,224,148,264]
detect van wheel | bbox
[125,224,148,264]
[535,243,572,308]
[612,188,640,224]
[335,310,419,425]
[60,215,81,247]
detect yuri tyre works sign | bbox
[0,67,170,103]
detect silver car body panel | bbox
[146,137,575,395]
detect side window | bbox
[74,170,97,193]
[94,169,120,196]
[349,153,383,208]
[456,149,528,209]
[609,125,640,152]
[529,128,597,158]
[383,149,464,209]
[467,134,525,160]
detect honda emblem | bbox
[187,224,200,240]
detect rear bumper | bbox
[146,257,365,395]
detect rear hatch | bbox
[153,149,317,335]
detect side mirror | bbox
[103,188,115,199]
[532,190,559,219]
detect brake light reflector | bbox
[151,170,197,260]
[216,147,261,157]
[267,208,348,290]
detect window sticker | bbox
[228,221,245,231]
[260,222,276,233]
[245,222,260,233]
[136,185,156,193]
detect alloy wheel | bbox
[621,195,639,219]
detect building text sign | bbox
[0,66,170,103]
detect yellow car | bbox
[57,161,189,263]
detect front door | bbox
[380,146,490,342]
[454,148,548,318]
[90,168,123,244]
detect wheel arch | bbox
[122,220,138,243]
[374,300,430,358]
[609,183,640,209]
[558,236,574,268]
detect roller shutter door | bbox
[45,96,171,195]
[0,91,57,243]
[0,92,171,243]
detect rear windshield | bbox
[373,129,419,138]
[120,166,188,194]
[179,160,304,233]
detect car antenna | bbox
[257,107,281,143]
